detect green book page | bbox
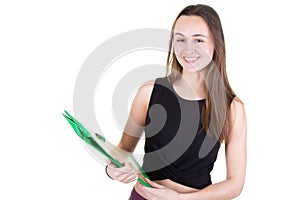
[62,110,151,187]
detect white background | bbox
[1,0,300,199]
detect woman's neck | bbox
[174,71,207,100]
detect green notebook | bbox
[62,110,151,187]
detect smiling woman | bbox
[173,16,215,73]
[105,4,247,200]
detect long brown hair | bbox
[166,4,237,143]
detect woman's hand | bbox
[137,178,181,200]
[105,161,138,183]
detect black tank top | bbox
[142,77,221,189]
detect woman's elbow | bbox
[230,179,245,198]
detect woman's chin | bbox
[183,64,206,73]
[185,68,198,73]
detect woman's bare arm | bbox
[117,80,154,152]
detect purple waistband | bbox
[128,187,146,200]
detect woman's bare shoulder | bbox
[136,80,155,99]
[228,96,247,141]
[131,80,155,111]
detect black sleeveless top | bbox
[142,77,221,189]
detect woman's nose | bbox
[183,41,196,54]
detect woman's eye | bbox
[195,39,204,43]
[176,39,185,42]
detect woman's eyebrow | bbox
[174,32,184,37]
[174,32,207,37]
[192,33,207,37]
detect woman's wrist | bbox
[105,165,114,180]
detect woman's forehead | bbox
[174,15,210,37]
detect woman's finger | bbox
[144,178,165,189]
[118,173,138,183]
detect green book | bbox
[62,110,151,187]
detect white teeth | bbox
[184,57,198,62]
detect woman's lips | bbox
[183,56,200,63]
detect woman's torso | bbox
[139,77,220,192]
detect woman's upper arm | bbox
[225,97,247,190]
[117,80,155,152]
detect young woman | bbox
[106,4,247,200]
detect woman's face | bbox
[173,15,215,73]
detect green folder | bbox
[62,110,151,187]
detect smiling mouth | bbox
[183,56,200,63]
